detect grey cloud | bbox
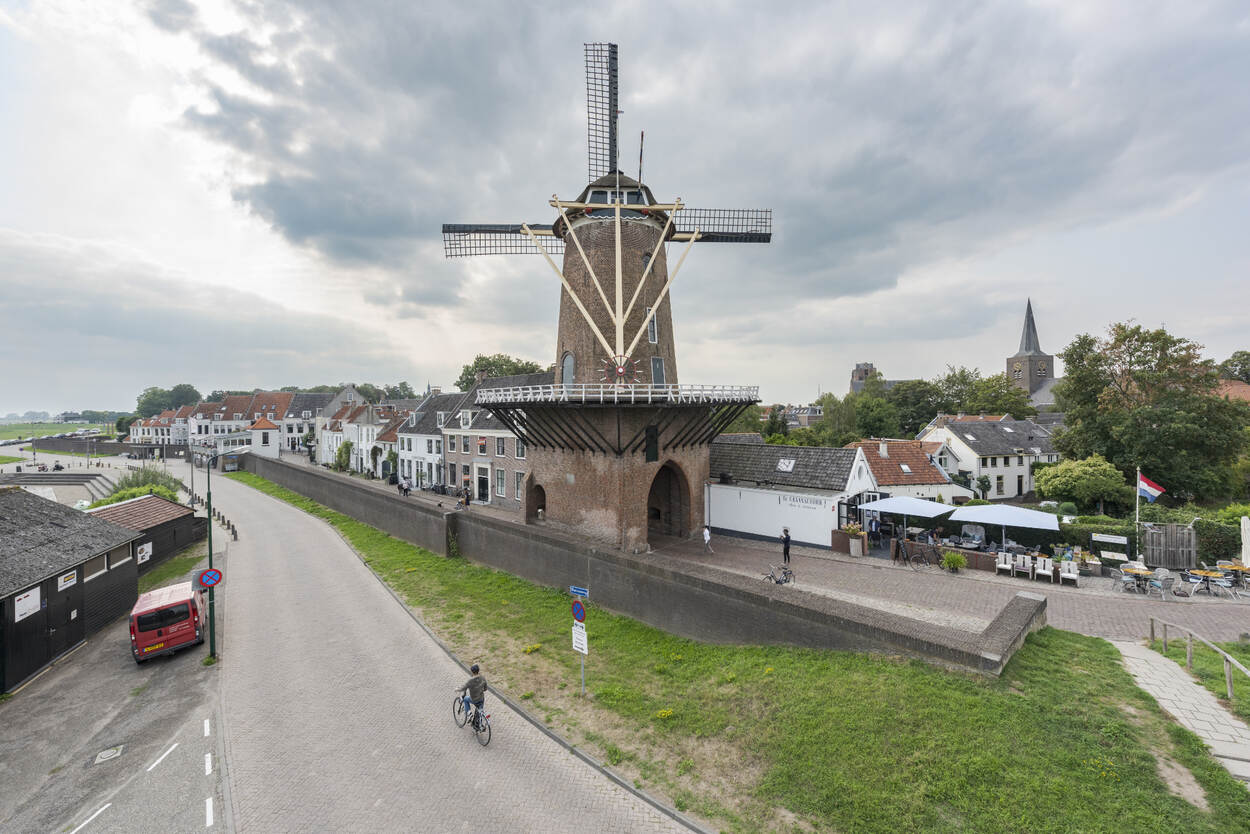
[144,0,198,33]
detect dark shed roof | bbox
[0,487,140,598]
[86,493,193,531]
[710,440,857,492]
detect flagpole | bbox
[1135,466,1141,560]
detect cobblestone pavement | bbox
[657,534,1250,642]
[1114,640,1250,783]
[195,461,687,834]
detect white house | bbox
[918,414,1060,500]
[845,439,975,503]
[248,417,281,459]
[398,391,465,489]
[707,436,878,547]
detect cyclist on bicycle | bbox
[457,664,488,728]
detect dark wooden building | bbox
[0,487,139,692]
[87,493,203,576]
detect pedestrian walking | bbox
[463,486,471,510]
[781,528,791,565]
[703,525,714,554]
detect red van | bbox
[129,582,206,663]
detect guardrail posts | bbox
[1227,659,1235,700]
[1162,623,1168,653]
[1186,633,1193,671]
[1149,618,1155,644]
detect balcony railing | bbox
[476,383,759,406]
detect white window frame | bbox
[496,437,506,456]
[496,467,506,497]
[515,470,525,498]
[646,306,657,344]
[515,438,526,459]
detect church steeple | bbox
[1015,298,1044,357]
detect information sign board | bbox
[572,621,588,655]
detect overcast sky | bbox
[2,1,1248,416]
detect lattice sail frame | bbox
[585,43,619,182]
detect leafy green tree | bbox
[816,392,859,445]
[722,403,763,436]
[764,432,799,446]
[1055,323,1250,501]
[135,386,171,418]
[854,397,901,438]
[115,415,135,433]
[384,381,417,400]
[975,475,991,499]
[935,366,981,413]
[168,383,202,409]
[354,383,383,403]
[455,354,544,391]
[762,405,789,437]
[1220,350,1250,383]
[965,373,1037,419]
[334,440,353,472]
[207,389,254,401]
[1034,455,1134,514]
[887,380,947,436]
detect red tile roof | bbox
[251,417,279,430]
[846,439,951,486]
[1217,380,1250,403]
[87,493,193,530]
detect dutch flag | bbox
[1138,473,1165,503]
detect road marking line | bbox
[206,797,214,827]
[205,752,212,775]
[204,718,210,737]
[69,803,111,834]
[146,742,178,772]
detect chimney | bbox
[879,440,889,458]
[956,411,966,419]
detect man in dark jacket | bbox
[458,664,488,728]
[781,528,791,565]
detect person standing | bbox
[703,525,714,554]
[781,528,791,565]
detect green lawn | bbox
[1151,637,1250,723]
[228,471,1250,832]
[137,540,210,594]
[0,423,109,441]
[0,455,22,465]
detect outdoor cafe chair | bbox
[995,552,1013,577]
[1145,568,1171,600]
[1109,568,1137,593]
[1058,560,1079,587]
[1013,553,1034,580]
[1034,557,1055,583]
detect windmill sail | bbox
[585,43,618,182]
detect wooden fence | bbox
[1143,523,1196,570]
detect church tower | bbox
[1007,299,1053,396]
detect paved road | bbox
[197,461,685,833]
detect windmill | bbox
[443,42,772,388]
[441,43,770,551]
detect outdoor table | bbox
[1224,565,1250,587]
[1123,567,1152,592]
[1189,569,1226,595]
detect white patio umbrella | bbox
[949,504,1059,550]
[1240,516,1249,563]
[856,496,953,539]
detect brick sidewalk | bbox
[1114,640,1250,783]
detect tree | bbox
[762,405,789,437]
[334,440,353,472]
[384,381,417,400]
[854,397,901,438]
[1220,351,1250,384]
[135,386,171,418]
[207,389,254,401]
[115,415,135,434]
[975,475,991,500]
[816,392,860,446]
[722,403,763,436]
[934,366,981,413]
[455,354,545,391]
[355,383,383,403]
[965,373,1037,419]
[168,383,203,409]
[886,380,946,436]
[1054,322,1250,501]
[1034,455,1134,514]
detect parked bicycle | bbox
[452,693,492,746]
[762,564,795,585]
[905,541,946,572]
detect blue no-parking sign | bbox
[571,599,586,622]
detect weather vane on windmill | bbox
[443,42,772,390]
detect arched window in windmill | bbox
[561,352,575,390]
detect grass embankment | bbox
[1151,638,1250,723]
[227,471,1250,832]
[0,455,22,466]
[137,540,210,595]
[0,423,109,441]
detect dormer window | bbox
[436,412,446,428]
[460,411,472,428]
[302,410,311,419]
[255,413,262,419]
[234,414,243,420]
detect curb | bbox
[332,526,715,834]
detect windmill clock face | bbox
[601,354,642,385]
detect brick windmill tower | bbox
[443,43,771,551]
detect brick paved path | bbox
[1114,640,1250,783]
[198,462,687,833]
[658,535,1250,642]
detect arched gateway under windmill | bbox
[443,44,772,551]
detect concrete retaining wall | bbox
[240,455,1045,676]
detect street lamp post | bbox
[205,453,218,660]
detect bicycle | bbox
[452,693,492,746]
[762,564,795,585]
[905,541,944,572]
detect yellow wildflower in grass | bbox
[654,708,674,720]
[523,643,542,654]
[764,666,774,675]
